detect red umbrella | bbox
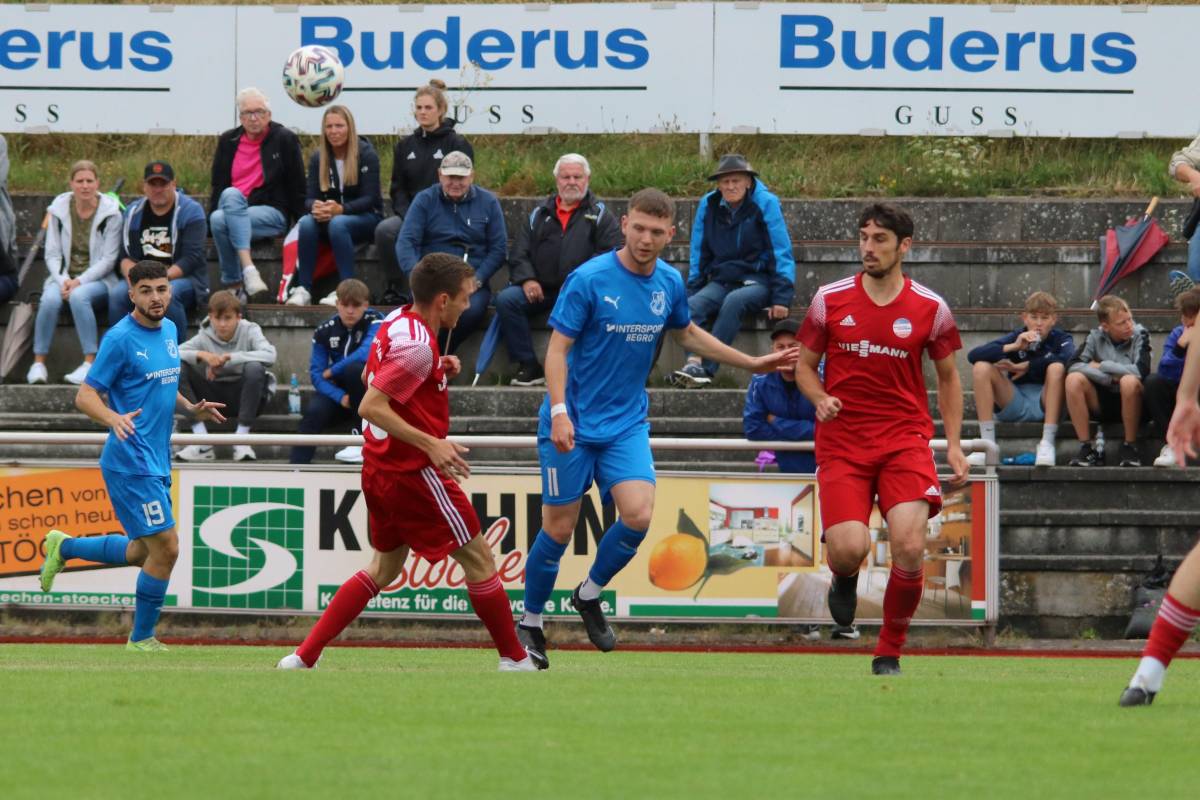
[1093,197,1169,307]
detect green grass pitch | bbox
[0,645,1194,799]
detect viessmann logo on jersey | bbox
[191,486,305,610]
[838,340,910,359]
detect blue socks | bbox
[588,520,647,588]
[60,534,129,565]
[522,530,567,615]
[131,571,169,643]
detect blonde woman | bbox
[287,105,382,306]
[28,160,122,385]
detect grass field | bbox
[0,645,1195,799]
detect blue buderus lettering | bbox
[300,15,649,72]
[0,27,172,71]
[779,14,1136,75]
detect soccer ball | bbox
[282,45,344,108]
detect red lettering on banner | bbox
[380,517,529,591]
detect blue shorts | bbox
[995,381,1045,423]
[103,468,175,539]
[538,424,656,506]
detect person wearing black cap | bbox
[109,160,209,338]
[672,153,795,387]
[743,318,816,473]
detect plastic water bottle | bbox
[1094,428,1105,462]
[288,373,301,416]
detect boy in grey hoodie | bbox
[176,290,277,462]
[1066,295,1152,466]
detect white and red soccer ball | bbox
[282,45,345,108]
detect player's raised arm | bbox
[545,329,576,453]
[1168,333,1200,462]
[934,354,968,484]
[75,382,140,441]
[669,322,797,375]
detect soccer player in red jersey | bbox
[1120,336,1200,705]
[278,253,535,672]
[795,203,969,675]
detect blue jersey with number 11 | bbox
[85,315,181,478]
[539,251,690,444]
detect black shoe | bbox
[381,283,409,306]
[871,656,902,676]
[1119,442,1142,467]
[831,624,861,640]
[827,573,859,627]
[571,583,616,652]
[1069,442,1103,467]
[510,362,546,387]
[670,363,712,388]
[516,623,549,670]
[1118,685,1156,707]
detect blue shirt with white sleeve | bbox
[85,315,180,477]
[538,251,690,444]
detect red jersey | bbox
[798,272,961,461]
[362,306,448,472]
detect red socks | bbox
[1144,593,1200,668]
[468,575,526,662]
[296,570,379,667]
[875,565,925,659]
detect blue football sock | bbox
[587,520,647,587]
[131,571,169,643]
[59,535,129,565]
[523,531,567,615]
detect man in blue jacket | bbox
[1146,289,1200,466]
[743,319,816,474]
[395,151,506,354]
[109,161,208,338]
[288,278,382,465]
[673,154,795,387]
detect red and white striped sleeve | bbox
[798,287,829,355]
[371,318,434,404]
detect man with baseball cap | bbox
[395,150,507,354]
[673,153,796,387]
[109,160,208,337]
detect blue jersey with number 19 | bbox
[85,315,181,478]
[538,251,690,444]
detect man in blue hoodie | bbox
[288,278,382,465]
[109,161,208,338]
[672,154,795,387]
[395,151,506,355]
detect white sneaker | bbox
[498,655,539,672]
[242,264,269,297]
[233,444,257,462]
[1154,444,1178,468]
[64,361,91,385]
[276,652,317,670]
[1035,440,1056,467]
[26,362,48,384]
[319,290,338,307]
[285,286,311,307]
[334,445,363,464]
[176,444,215,462]
[965,451,988,467]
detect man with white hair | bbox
[500,154,621,386]
[208,87,305,302]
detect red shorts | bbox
[817,446,943,529]
[362,465,480,562]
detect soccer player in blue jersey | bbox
[516,188,799,668]
[39,261,225,651]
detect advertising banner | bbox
[1,4,1196,136]
[0,465,996,625]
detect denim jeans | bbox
[108,277,198,340]
[0,272,17,305]
[33,278,110,356]
[289,359,366,464]
[1188,232,1200,283]
[495,283,557,365]
[209,187,288,286]
[297,211,382,289]
[687,281,769,376]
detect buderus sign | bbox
[0,27,173,71]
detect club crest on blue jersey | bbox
[166,339,178,358]
[650,290,666,317]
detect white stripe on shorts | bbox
[421,467,471,546]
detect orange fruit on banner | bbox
[648,533,708,591]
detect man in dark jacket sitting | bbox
[499,153,622,386]
[673,154,795,387]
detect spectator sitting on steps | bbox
[1066,295,1152,467]
[0,134,19,306]
[1146,289,1200,467]
[176,290,278,463]
[672,153,795,388]
[27,160,123,386]
[966,290,1074,468]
